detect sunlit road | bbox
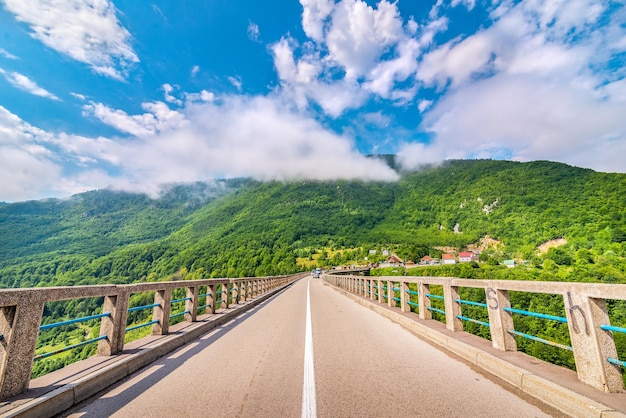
[64,278,553,417]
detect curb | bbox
[2,279,299,418]
[331,284,626,418]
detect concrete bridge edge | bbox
[325,282,626,418]
[1,278,300,418]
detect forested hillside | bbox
[1,159,624,289]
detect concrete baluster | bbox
[401,281,411,313]
[98,289,129,356]
[152,288,172,335]
[485,288,516,352]
[207,284,216,315]
[232,281,238,306]
[444,284,463,332]
[387,280,394,307]
[563,290,624,392]
[0,296,45,399]
[185,286,198,322]
[222,282,230,309]
[418,283,431,320]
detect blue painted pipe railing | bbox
[171,297,192,304]
[406,289,419,296]
[128,303,160,313]
[126,319,159,332]
[34,335,108,361]
[508,329,572,351]
[503,307,567,323]
[455,299,488,308]
[427,307,446,315]
[40,313,111,331]
[425,293,445,300]
[456,315,489,327]
[601,324,626,334]
[170,310,191,319]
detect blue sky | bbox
[0,0,625,201]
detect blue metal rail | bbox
[128,303,160,313]
[508,329,572,351]
[407,301,419,308]
[456,315,489,327]
[608,357,626,368]
[393,297,401,302]
[34,335,108,360]
[171,297,192,304]
[197,304,212,310]
[425,293,445,300]
[600,325,626,368]
[39,313,111,331]
[406,289,419,296]
[126,319,159,332]
[170,310,191,319]
[503,307,567,323]
[600,324,626,334]
[455,299,488,308]
[427,307,446,315]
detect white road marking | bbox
[301,278,317,418]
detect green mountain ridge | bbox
[1,159,624,288]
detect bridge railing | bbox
[324,273,626,394]
[0,274,299,399]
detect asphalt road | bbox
[64,277,553,417]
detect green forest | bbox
[1,159,625,377]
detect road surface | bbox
[64,277,554,417]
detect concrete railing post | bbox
[418,283,431,320]
[207,284,216,315]
[387,280,394,307]
[0,297,45,399]
[222,282,230,309]
[485,288,516,351]
[152,288,171,335]
[444,284,463,332]
[563,290,624,392]
[401,281,410,313]
[232,281,239,306]
[377,280,383,304]
[98,289,129,356]
[185,286,198,322]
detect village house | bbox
[503,260,516,268]
[379,254,404,268]
[458,252,473,262]
[442,253,456,264]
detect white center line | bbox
[301,278,317,418]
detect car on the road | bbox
[311,268,321,278]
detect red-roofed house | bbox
[442,253,456,264]
[459,252,473,262]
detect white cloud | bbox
[417,99,432,112]
[0,106,116,201]
[300,0,334,42]
[227,76,242,91]
[325,0,404,79]
[162,83,182,106]
[106,96,399,188]
[0,48,18,59]
[2,0,138,80]
[274,0,432,116]
[0,90,400,201]
[191,65,200,77]
[0,68,59,100]
[247,21,260,41]
[400,74,626,173]
[70,92,86,100]
[82,100,188,137]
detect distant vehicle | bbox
[312,268,321,278]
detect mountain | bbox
[0,160,624,288]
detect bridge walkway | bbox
[60,278,557,417]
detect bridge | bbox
[1,273,626,417]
